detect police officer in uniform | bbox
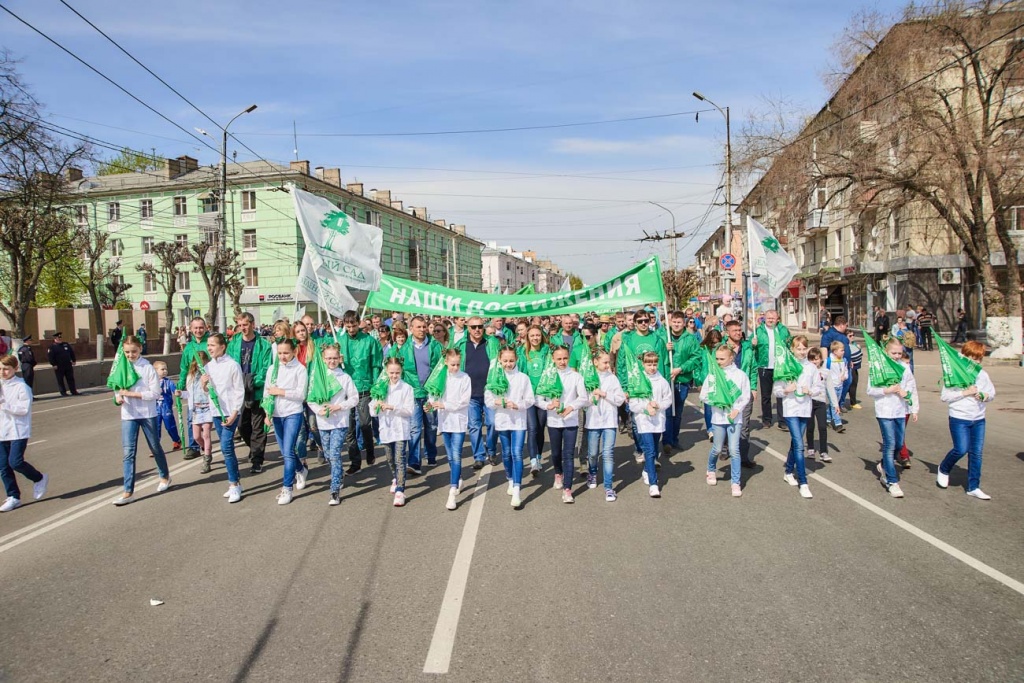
[46,332,79,396]
[17,338,36,391]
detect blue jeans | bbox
[876,417,906,486]
[587,428,617,490]
[526,405,547,461]
[212,416,241,484]
[664,383,690,448]
[409,397,438,469]
[468,397,495,462]
[121,417,169,494]
[548,425,578,489]
[442,431,465,487]
[0,438,41,500]
[636,431,660,487]
[273,413,304,488]
[709,422,741,485]
[386,441,408,492]
[703,403,712,431]
[827,403,843,427]
[498,430,526,485]
[185,409,198,452]
[837,372,852,410]
[940,417,985,491]
[294,406,321,461]
[783,415,809,485]
[322,427,348,493]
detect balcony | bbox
[805,209,829,235]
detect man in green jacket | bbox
[177,317,210,460]
[393,315,443,473]
[661,310,702,452]
[751,308,792,429]
[339,310,383,473]
[227,312,273,474]
[724,319,759,468]
[452,317,501,468]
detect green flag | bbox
[199,363,222,417]
[578,347,601,403]
[535,354,564,399]
[422,355,449,398]
[703,348,742,417]
[860,328,910,405]
[772,340,804,384]
[621,342,652,399]
[513,283,535,295]
[484,359,509,397]
[106,339,140,404]
[936,335,981,389]
[306,345,342,408]
[260,356,279,433]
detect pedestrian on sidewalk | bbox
[937,341,994,500]
[0,354,48,513]
[432,348,471,511]
[307,344,359,507]
[867,338,919,498]
[952,308,968,344]
[47,332,79,396]
[16,341,35,391]
[873,307,890,344]
[917,306,935,351]
[586,350,625,502]
[774,336,822,500]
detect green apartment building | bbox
[68,157,484,327]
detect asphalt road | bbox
[1,353,1022,682]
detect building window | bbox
[143,272,157,293]
[506,262,510,271]
[202,227,220,248]
[244,267,258,288]
[175,271,190,291]
[241,191,256,212]
[111,274,125,289]
[243,229,257,251]
[1007,206,1024,231]
[110,239,123,257]
[201,196,219,214]
[175,234,188,248]
[107,202,120,222]
[173,196,188,216]
[408,239,419,271]
[140,199,153,220]
[74,205,88,226]
[142,236,154,255]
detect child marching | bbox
[0,355,47,512]
[805,348,831,462]
[773,336,823,499]
[370,357,415,507]
[152,361,181,452]
[937,340,994,500]
[429,349,472,511]
[627,351,672,498]
[540,346,589,503]
[263,339,310,505]
[700,344,751,497]
[517,325,550,477]
[585,350,626,501]
[485,347,535,509]
[864,335,919,498]
[184,351,214,474]
[202,334,246,503]
[306,344,359,506]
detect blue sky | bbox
[2,0,910,284]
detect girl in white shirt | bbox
[203,334,246,503]
[773,336,824,500]
[184,352,214,472]
[937,340,994,500]
[112,336,171,505]
[430,348,472,511]
[263,339,309,505]
[0,355,47,512]
[628,351,673,498]
[700,344,752,498]
[586,350,626,501]
[370,357,415,507]
[485,347,536,509]
[866,337,919,498]
[307,344,359,506]
[540,346,589,503]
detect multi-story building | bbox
[522,252,567,293]
[67,158,484,327]
[692,223,747,313]
[481,243,566,293]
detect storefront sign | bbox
[842,265,856,276]
[262,293,295,302]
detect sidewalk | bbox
[788,327,1020,368]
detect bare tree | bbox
[71,228,120,339]
[662,268,700,309]
[187,240,242,329]
[137,241,188,353]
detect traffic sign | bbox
[139,301,150,311]
[182,294,191,306]
[720,253,736,270]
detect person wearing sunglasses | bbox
[451,316,502,469]
[866,337,919,498]
[610,311,669,465]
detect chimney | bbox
[65,167,83,183]
[372,189,391,205]
[390,200,404,212]
[165,157,182,179]
[323,168,341,187]
[411,206,428,221]
[290,160,310,175]
[453,225,466,236]
[314,166,325,180]
[347,182,364,196]
[433,219,447,228]
[177,155,198,174]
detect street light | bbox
[692,91,732,258]
[648,200,678,271]
[197,104,257,333]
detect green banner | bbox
[368,257,664,317]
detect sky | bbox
[1,0,912,285]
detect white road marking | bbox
[27,440,46,446]
[34,398,110,413]
[423,465,493,674]
[755,439,1024,597]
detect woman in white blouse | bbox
[112,336,171,505]
[263,339,309,506]
[0,354,48,512]
[203,333,246,504]
[430,348,472,511]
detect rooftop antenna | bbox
[293,120,299,161]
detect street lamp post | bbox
[692,92,732,262]
[648,200,678,271]
[196,103,257,333]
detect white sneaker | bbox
[936,471,950,489]
[799,484,813,499]
[648,484,661,498]
[562,489,574,504]
[33,473,48,500]
[783,473,798,486]
[706,471,717,486]
[446,488,458,511]
[227,485,242,504]
[605,489,616,502]
[511,487,522,509]
[806,449,816,459]
[634,451,644,464]
[731,484,742,498]
[876,462,886,484]
[112,494,133,506]
[393,491,406,507]
[223,488,232,498]
[457,478,463,493]
[277,488,293,505]
[553,474,562,490]
[389,478,397,494]
[888,483,904,498]
[642,470,650,486]
[506,481,514,496]
[294,467,308,491]
[156,477,171,493]
[818,453,833,463]
[0,496,21,512]
[966,488,991,500]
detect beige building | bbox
[692,224,747,314]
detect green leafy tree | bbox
[34,238,86,307]
[96,147,161,176]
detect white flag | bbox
[297,249,359,320]
[559,276,571,292]
[292,186,383,291]
[747,216,798,299]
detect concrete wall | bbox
[24,352,183,396]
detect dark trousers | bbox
[345,392,374,466]
[238,402,268,466]
[758,368,784,424]
[0,438,41,500]
[548,425,579,488]
[848,367,860,405]
[20,369,34,391]
[54,364,77,395]
[807,401,828,454]
[953,322,967,344]
[920,326,934,351]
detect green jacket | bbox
[517,345,551,391]
[730,339,759,390]
[452,334,501,371]
[549,329,587,370]
[753,324,793,368]
[226,333,273,401]
[603,326,625,352]
[662,330,702,384]
[337,331,383,392]
[390,335,443,399]
[616,330,669,388]
[177,333,211,390]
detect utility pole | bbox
[648,201,678,271]
[693,92,733,269]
